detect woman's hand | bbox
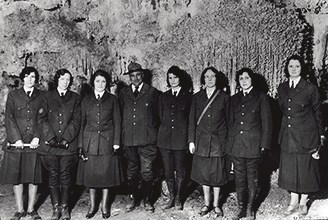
[311,151,320,160]
[15,140,24,149]
[30,137,40,149]
[189,142,195,154]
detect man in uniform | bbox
[119,62,160,213]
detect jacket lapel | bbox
[135,83,149,101]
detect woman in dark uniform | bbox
[157,66,192,210]
[38,69,81,220]
[226,68,272,220]
[0,67,43,220]
[277,55,324,216]
[188,67,229,217]
[77,69,124,219]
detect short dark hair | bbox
[200,66,227,90]
[235,67,256,88]
[54,69,73,88]
[90,69,111,89]
[284,55,305,78]
[19,66,39,83]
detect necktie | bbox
[244,92,247,97]
[173,91,177,97]
[26,91,31,97]
[290,80,294,89]
[134,86,139,97]
[97,94,101,100]
[61,92,65,98]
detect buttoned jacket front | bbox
[78,92,121,155]
[226,89,272,158]
[3,88,44,153]
[188,89,229,157]
[119,83,160,146]
[38,89,81,155]
[278,78,323,153]
[157,89,192,150]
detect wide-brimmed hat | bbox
[124,62,144,75]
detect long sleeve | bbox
[5,91,21,143]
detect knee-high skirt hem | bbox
[0,151,42,185]
[191,155,228,187]
[77,154,124,188]
[278,151,320,193]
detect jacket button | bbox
[240,131,243,134]
[171,126,174,129]
[27,110,30,113]
[171,119,174,122]
[288,116,291,119]
[98,131,100,133]
[288,99,291,102]
[59,130,62,133]
[240,122,243,124]
[59,113,62,116]
[241,113,245,116]
[97,121,100,124]
[133,109,136,111]
[288,108,291,111]
[134,102,136,104]
[27,127,30,130]
[208,115,210,117]
[97,104,99,107]
[288,124,291,127]
[133,123,136,125]
[241,105,245,108]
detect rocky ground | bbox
[1,170,328,220]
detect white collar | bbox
[289,76,301,88]
[23,87,34,96]
[132,83,143,92]
[206,87,216,98]
[243,86,253,95]
[94,90,105,99]
[171,87,181,96]
[57,88,67,96]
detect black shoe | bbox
[144,201,155,213]
[61,204,70,220]
[10,211,26,220]
[85,210,97,219]
[27,211,42,220]
[50,204,61,220]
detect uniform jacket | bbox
[38,89,81,155]
[119,83,160,146]
[157,89,192,150]
[188,89,229,157]
[78,92,121,155]
[226,89,272,158]
[278,78,323,154]
[3,88,44,153]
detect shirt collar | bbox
[206,87,216,98]
[243,86,253,96]
[289,76,301,88]
[94,90,105,99]
[57,88,67,96]
[132,83,143,92]
[23,87,34,95]
[171,87,181,96]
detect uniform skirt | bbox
[191,155,228,187]
[278,151,320,193]
[77,154,124,188]
[0,151,42,185]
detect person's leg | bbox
[13,184,24,213]
[299,193,309,215]
[199,185,211,216]
[246,158,261,219]
[41,155,61,220]
[27,184,38,212]
[213,187,223,216]
[124,146,141,212]
[159,148,175,209]
[85,188,96,219]
[101,188,110,219]
[174,149,187,210]
[284,192,299,216]
[232,157,247,219]
[59,155,78,220]
[139,144,157,213]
